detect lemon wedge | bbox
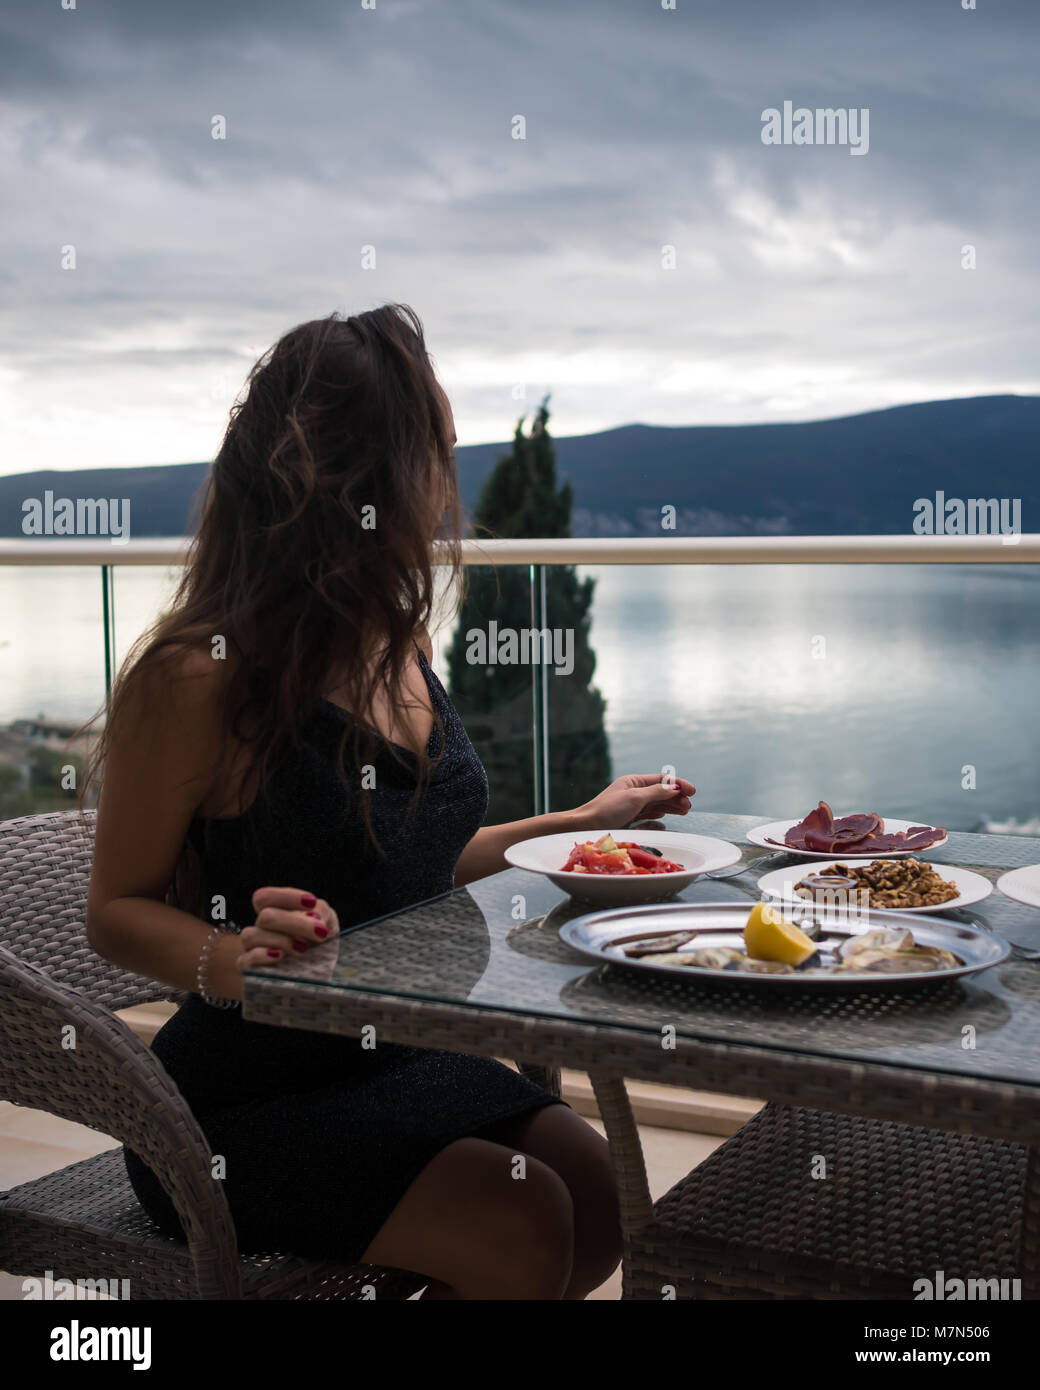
[744,901,817,966]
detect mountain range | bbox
[3,394,1036,539]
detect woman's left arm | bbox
[453,773,695,887]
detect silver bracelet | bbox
[196,922,240,1009]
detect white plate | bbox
[757,857,992,914]
[996,864,1040,911]
[746,817,948,859]
[503,829,741,906]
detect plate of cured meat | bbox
[746,801,948,859]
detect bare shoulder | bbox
[164,642,230,701]
[90,642,239,911]
[115,640,229,746]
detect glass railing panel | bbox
[0,565,107,817]
[4,554,1037,835]
[434,564,541,823]
[533,562,610,817]
[94,560,542,826]
[111,562,184,679]
[545,561,1040,834]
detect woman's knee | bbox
[459,1141,576,1297]
[363,1137,576,1299]
[568,1146,623,1294]
[486,1108,623,1296]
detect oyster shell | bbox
[836,927,961,975]
[851,952,944,974]
[622,930,699,958]
[836,948,949,974]
[736,958,796,975]
[681,947,744,970]
[901,945,960,969]
[798,919,824,941]
[838,927,914,960]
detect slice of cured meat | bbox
[777,801,835,850]
[860,825,946,851]
[802,823,844,852]
[767,804,945,854]
[828,813,882,845]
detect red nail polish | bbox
[300,894,317,908]
[267,948,282,958]
[314,924,329,939]
[307,912,322,921]
[292,941,308,953]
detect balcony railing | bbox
[2,534,1039,824]
[3,533,1040,565]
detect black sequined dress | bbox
[124,651,565,1260]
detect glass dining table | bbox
[241,810,1040,1299]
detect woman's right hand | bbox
[237,887,340,970]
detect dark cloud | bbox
[0,0,1037,471]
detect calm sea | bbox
[2,562,1037,832]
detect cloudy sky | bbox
[1,0,1037,476]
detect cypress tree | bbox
[446,398,611,821]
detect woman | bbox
[85,305,695,1300]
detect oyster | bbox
[622,930,698,958]
[736,958,796,975]
[640,951,701,967]
[902,945,960,969]
[681,947,744,970]
[846,952,943,974]
[838,927,914,960]
[836,925,961,975]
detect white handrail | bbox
[458,535,1040,564]
[0,534,1037,565]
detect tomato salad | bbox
[561,833,683,875]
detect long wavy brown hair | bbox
[81,305,462,898]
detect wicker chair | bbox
[0,809,437,1299]
[593,1072,1036,1299]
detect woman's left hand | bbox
[573,773,695,830]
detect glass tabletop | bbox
[244,811,1040,1089]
